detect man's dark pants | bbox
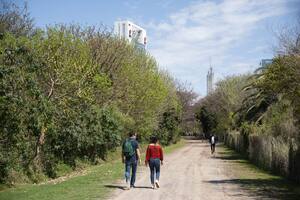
[211,143,216,154]
[125,160,137,187]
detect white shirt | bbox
[211,136,215,144]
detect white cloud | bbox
[146,0,292,95]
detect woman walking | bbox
[145,136,164,189]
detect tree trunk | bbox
[33,126,46,169]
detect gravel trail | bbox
[108,140,255,200]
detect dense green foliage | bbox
[195,27,300,182]
[195,75,250,136]
[0,2,183,184]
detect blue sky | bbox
[19,0,300,96]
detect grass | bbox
[162,140,186,154]
[215,144,300,200]
[0,140,185,200]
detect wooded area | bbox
[0,1,197,185]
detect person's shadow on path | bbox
[104,185,153,190]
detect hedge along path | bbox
[0,28,182,186]
[0,140,185,200]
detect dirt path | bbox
[108,140,257,200]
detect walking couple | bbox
[122,132,163,190]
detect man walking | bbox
[210,134,217,154]
[122,132,141,190]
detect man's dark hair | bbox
[129,132,136,137]
[150,136,158,144]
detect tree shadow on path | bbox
[208,145,300,200]
[204,178,300,200]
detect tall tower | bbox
[207,66,214,95]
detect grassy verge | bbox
[218,144,300,200]
[0,140,185,200]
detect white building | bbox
[260,59,272,68]
[114,20,147,49]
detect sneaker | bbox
[155,180,160,188]
[124,182,130,190]
[151,184,155,189]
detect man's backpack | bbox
[122,139,135,157]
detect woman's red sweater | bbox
[145,144,163,161]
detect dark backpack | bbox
[122,139,135,157]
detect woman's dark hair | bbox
[150,136,158,144]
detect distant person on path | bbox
[122,132,141,190]
[210,134,217,154]
[145,136,164,189]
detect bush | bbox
[0,28,182,184]
[224,131,247,154]
[249,135,289,176]
[156,108,181,145]
[0,3,184,184]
